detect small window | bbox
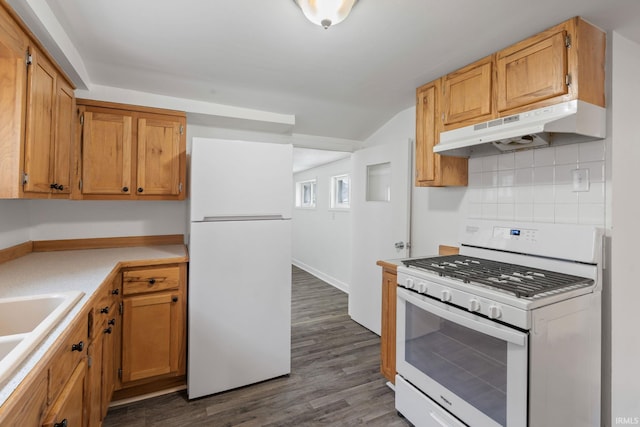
[331,174,350,209]
[296,179,317,208]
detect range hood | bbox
[434,100,606,158]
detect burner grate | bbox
[402,255,593,298]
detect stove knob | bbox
[405,278,415,289]
[468,299,481,312]
[488,305,502,319]
[417,282,428,294]
[440,290,451,302]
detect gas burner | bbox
[402,255,593,298]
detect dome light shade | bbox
[294,0,358,29]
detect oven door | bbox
[396,287,528,427]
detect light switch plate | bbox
[572,168,590,192]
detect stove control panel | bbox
[492,226,538,242]
[397,271,530,329]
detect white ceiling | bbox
[9,0,640,169]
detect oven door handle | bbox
[398,288,527,346]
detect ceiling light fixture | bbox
[293,0,358,29]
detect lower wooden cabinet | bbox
[42,360,87,427]
[378,261,398,384]
[0,260,187,427]
[118,264,187,389]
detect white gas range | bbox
[395,219,603,427]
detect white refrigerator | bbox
[187,137,292,399]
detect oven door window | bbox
[405,301,510,426]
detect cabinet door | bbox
[86,338,103,427]
[121,291,183,383]
[101,314,116,420]
[415,82,437,183]
[442,56,493,129]
[52,80,74,194]
[42,360,86,427]
[24,47,56,194]
[81,111,132,195]
[136,117,183,196]
[380,269,397,384]
[0,9,28,199]
[496,30,568,113]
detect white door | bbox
[349,139,411,334]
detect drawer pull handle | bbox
[122,186,129,192]
[148,278,156,285]
[108,318,116,326]
[71,341,84,352]
[104,327,112,334]
[100,306,109,314]
[172,296,178,303]
[54,419,68,427]
[112,288,120,295]
[137,187,144,193]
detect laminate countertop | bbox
[0,244,188,407]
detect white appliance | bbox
[395,219,603,427]
[187,137,293,399]
[434,100,606,157]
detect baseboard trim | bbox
[292,259,349,294]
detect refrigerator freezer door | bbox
[187,219,292,399]
[190,138,293,222]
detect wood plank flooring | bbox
[103,266,410,426]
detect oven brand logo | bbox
[616,417,640,425]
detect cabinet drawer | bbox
[48,316,87,404]
[123,266,180,295]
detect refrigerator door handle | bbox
[200,215,288,222]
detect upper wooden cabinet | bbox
[414,16,605,187]
[76,100,187,200]
[0,4,75,199]
[415,80,468,187]
[442,55,494,131]
[496,17,605,115]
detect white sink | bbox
[0,291,84,387]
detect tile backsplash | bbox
[467,140,606,226]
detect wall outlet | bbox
[572,168,590,192]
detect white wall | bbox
[610,32,640,426]
[0,200,31,248]
[292,158,352,292]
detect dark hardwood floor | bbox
[103,266,410,426]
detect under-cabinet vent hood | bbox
[434,100,606,158]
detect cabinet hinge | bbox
[80,113,84,125]
[566,74,572,86]
[25,50,32,66]
[22,172,28,185]
[118,368,122,380]
[565,34,572,48]
[179,125,184,135]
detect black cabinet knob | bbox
[108,318,116,326]
[100,306,109,314]
[58,184,64,190]
[148,278,156,285]
[54,419,68,427]
[50,183,57,189]
[172,296,179,303]
[122,186,129,192]
[137,187,144,193]
[71,341,84,352]
[111,288,120,295]
[104,327,112,334]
